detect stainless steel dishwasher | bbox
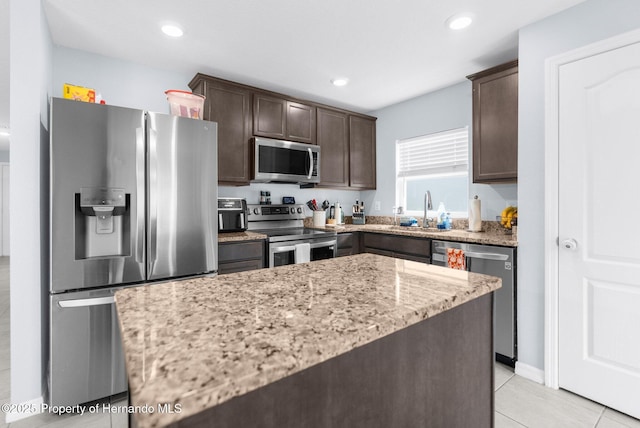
[431,240,516,366]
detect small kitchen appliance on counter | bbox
[218,198,248,232]
[247,204,336,267]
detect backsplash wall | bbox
[219,183,361,214]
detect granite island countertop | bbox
[115,254,501,428]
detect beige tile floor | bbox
[0,256,638,427]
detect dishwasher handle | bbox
[464,251,509,261]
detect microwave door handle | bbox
[307,148,313,179]
[239,213,245,230]
[218,213,224,230]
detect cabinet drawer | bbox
[363,233,430,258]
[219,240,265,263]
[364,247,395,258]
[219,259,264,275]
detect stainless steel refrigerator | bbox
[48,97,218,407]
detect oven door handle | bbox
[309,240,336,249]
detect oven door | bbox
[269,237,336,268]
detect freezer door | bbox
[146,113,218,280]
[50,98,146,292]
[49,288,127,406]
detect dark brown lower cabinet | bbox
[336,232,361,257]
[218,240,265,275]
[176,293,495,428]
[363,233,430,263]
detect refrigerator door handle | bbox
[58,296,115,308]
[148,126,158,272]
[135,127,145,264]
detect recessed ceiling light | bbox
[446,13,474,30]
[161,24,184,38]
[331,78,349,87]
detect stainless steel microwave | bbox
[251,137,320,184]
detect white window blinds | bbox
[397,127,469,177]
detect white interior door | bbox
[558,41,640,419]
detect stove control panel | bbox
[247,204,306,221]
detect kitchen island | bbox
[115,254,501,428]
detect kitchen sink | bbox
[389,226,450,233]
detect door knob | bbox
[561,238,578,250]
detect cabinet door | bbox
[253,94,286,139]
[469,61,518,183]
[286,101,316,145]
[193,79,252,185]
[349,115,377,189]
[317,108,349,187]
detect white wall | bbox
[363,80,517,219]
[52,46,193,114]
[9,0,52,409]
[518,0,640,372]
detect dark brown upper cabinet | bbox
[349,115,377,189]
[467,60,518,183]
[189,74,252,185]
[190,73,375,189]
[253,93,316,145]
[317,107,349,188]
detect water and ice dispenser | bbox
[75,187,130,259]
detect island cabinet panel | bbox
[363,233,430,263]
[218,240,265,274]
[336,232,361,257]
[177,293,495,428]
[467,60,518,183]
[317,107,349,188]
[189,75,252,185]
[349,115,377,189]
[254,93,316,145]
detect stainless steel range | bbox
[247,204,337,267]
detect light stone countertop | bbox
[115,253,501,428]
[217,231,267,243]
[315,223,518,247]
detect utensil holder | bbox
[313,211,326,227]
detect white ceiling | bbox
[2,0,587,151]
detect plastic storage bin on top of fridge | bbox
[165,90,205,119]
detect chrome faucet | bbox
[423,191,433,228]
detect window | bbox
[396,127,469,217]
